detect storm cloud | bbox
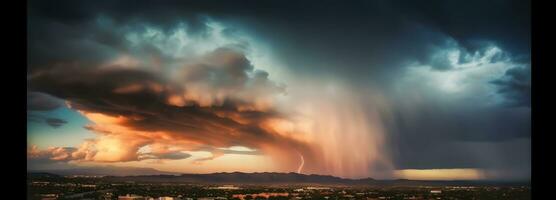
[28,47,312,167]
[27,0,530,180]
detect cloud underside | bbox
[28,48,313,170]
[27,92,68,128]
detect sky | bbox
[27,0,531,181]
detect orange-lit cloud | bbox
[28,48,313,173]
[27,47,394,179]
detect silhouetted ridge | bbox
[30,171,528,186]
[102,172,380,185]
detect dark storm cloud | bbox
[28,0,530,69]
[27,92,63,111]
[380,0,530,56]
[386,104,530,168]
[27,0,530,96]
[28,0,530,179]
[418,40,513,71]
[28,0,314,167]
[28,47,310,163]
[27,113,68,128]
[45,118,68,128]
[28,1,210,69]
[491,66,532,107]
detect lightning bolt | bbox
[296,152,304,174]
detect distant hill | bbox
[98,172,528,186]
[103,172,373,185]
[27,170,529,186]
[28,172,62,179]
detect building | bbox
[40,193,58,200]
[430,190,442,194]
[306,187,331,190]
[232,193,289,200]
[118,194,146,200]
[81,184,96,188]
[209,185,240,190]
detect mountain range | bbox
[28,170,529,186]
